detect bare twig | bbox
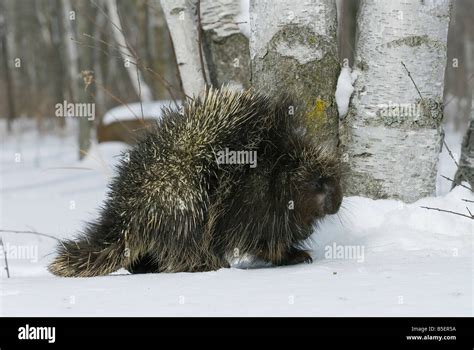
[442,141,461,172]
[136,59,145,122]
[462,199,474,203]
[74,35,189,102]
[466,206,473,218]
[115,8,146,121]
[0,229,62,242]
[441,175,471,191]
[94,80,139,120]
[401,61,424,101]
[43,166,94,171]
[144,65,191,101]
[0,237,10,278]
[77,2,188,103]
[420,206,473,220]
[441,132,470,185]
[93,0,146,120]
[80,34,135,58]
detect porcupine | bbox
[48,88,343,277]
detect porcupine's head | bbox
[291,137,343,228]
[273,95,343,230]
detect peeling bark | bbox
[341,0,452,202]
[250,0,340,146]
[200,0,250,89]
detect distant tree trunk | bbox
[141,0,181,101]
[341,0,452,202]
[76,1,95,159]
[106,0,153,102]
[50,0,67,129]
[61,0,79,103]
[94,6,107,120]
[200,0,250,90]
[455,111,474,189]
[160,0,207,98]
[62,0,94,159]
[337,0,359,67]
[61,0,82,157]
[454,34,474,189]
[250,0,340,148]
[0,3,16,133]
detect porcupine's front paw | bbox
[282,248,313,266]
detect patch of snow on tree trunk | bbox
[335,66,354,119]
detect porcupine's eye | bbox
[309,176,323,192]
[312,180,322,191]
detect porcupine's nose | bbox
[321,177,342,215]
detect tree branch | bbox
[0,237,10,278]
[441,175,471,191]
[420,206,473,220]
[0,229,62,242]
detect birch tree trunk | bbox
[106,0,153,102]
[250,0,339,146]
[160,0,207,98]
[340,0,452,202]
[200,0,250,90]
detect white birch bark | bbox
[250,0,340,146]
[160,0,207,98]
[341,0,452,202]
[106,0,153,102]
[200,0,250,89]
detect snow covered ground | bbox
[0,119,472,316]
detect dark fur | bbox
[48,88,342,277]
